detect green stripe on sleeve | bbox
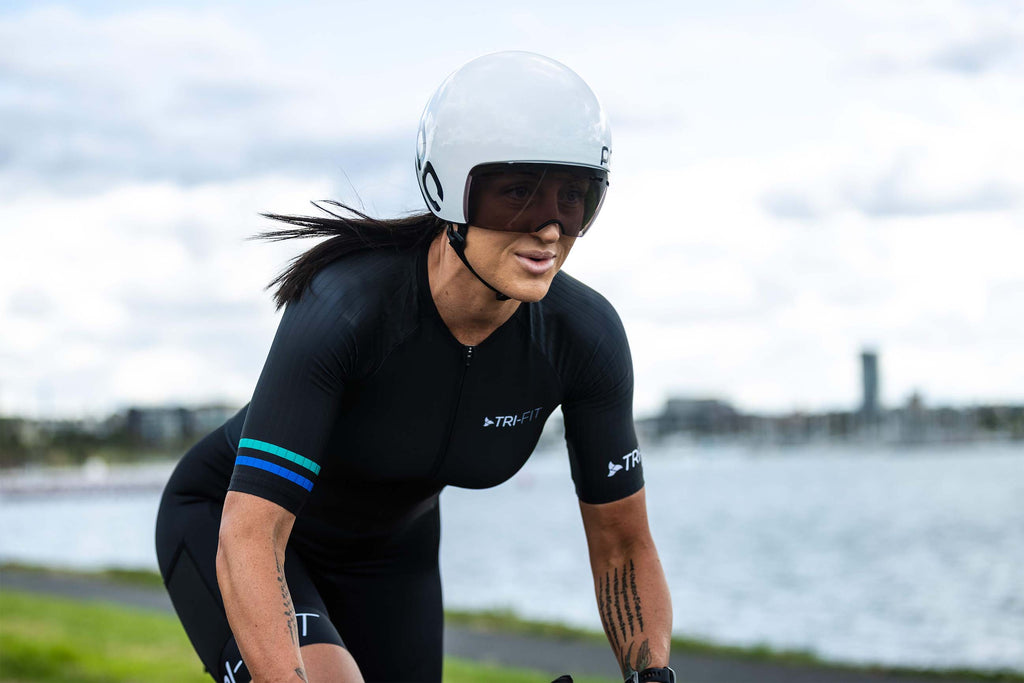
[238,438,322,476]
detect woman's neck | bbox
[426,231,520,346]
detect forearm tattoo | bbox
[622,639,652,675]
[597,558,650,675]
[275,551,298,648]
[599,570,620,650]
[630,559,644,631]
[295,667,308,682]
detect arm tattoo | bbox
[619,641,633,675]
[597,574,621,651]
[613,567,627,643]
[275,551,298,647]
[598,558,651,676]
[295,667,308,682]
[630,559,644,632]
[619,638,652,676]
[620,562,635,636]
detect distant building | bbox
[186,405,238,435]
[649,398,741,439]
[125,404,238,444]
[126,407,189,444]
[861,350,880,418]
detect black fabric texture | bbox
[223,242,642,521]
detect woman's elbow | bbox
[215,522,239,589]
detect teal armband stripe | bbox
[238,438,321,476]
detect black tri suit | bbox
[155,242,645,682]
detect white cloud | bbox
[0,6,413,194]
[848,0,1024,76]
[0,175,331,416]
[1,0,1022,417]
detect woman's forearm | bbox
[592,540,672,677]
[217,497,307,682]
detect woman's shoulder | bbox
[306,247,418,302]
[522,270,630,375]
[278,247,421,343]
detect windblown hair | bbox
[255,201,446,309]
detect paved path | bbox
[0,567,983,683]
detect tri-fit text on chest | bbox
[482,407,544,428]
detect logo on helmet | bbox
[421,161,443,212]
[600,146,610,167]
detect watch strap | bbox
[630,666,675,683]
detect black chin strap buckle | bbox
[446,222,465,248]
[446,224,510,301]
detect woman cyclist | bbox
[156,51,674,683]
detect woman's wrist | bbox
[625,666,675,683]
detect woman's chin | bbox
[504,279,554,303]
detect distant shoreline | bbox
[4,442,1023,493]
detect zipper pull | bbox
[464,345,474,367]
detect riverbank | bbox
[1,564,1019,683]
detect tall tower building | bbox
[861,349,880,417]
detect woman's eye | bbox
[561,187,586,204]
[504,185,532,200]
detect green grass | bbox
[0,590,209,683]
[3,564,1022,683]
[0,590,616,683]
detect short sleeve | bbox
[228,288,355,514]
[561,305,644,504]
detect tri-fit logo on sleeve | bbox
[482,407,544,428]
[223,658,244,683]
[607,448,642,477]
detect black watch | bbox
[625,666,675,683]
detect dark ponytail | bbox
[254,201,446,309]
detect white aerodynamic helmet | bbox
[415,51,612,234]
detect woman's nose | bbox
[532,221,562,242]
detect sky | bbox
[1,0,1022,419]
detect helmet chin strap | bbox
[446,223,511,301]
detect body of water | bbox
[2,445,1022,672]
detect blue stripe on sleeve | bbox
[235,456,314,492]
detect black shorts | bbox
[155,430,444,683]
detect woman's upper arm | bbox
[562,298,644,505]
[579,487,653,559]
[219,490,296,549]
[229,288,356,516]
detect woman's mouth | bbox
[515,250,557,275]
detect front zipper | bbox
[430,344,475,477]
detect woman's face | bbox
[461,168,587,302]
